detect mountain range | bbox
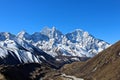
[0,27,110,66]
[1,27,120,80]
[0,40,119,80]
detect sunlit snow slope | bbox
[0,27,110,64]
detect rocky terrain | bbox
[61,40,120,80]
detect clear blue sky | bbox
[0,0,120,44]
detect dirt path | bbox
[61,74,84,80]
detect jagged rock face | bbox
[0,32,15,41]
[17,27,110,57]
[0,27,110,65]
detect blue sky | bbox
[0,0,120,44]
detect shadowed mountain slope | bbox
[0,63,55,80]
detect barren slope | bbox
[61,41,120,80]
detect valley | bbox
[0,27,115,80]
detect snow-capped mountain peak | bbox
[41,26,63,38]
[65,29,88,43]
[0,32,15,41]
[0,27,110,65]
[17,30,31,40]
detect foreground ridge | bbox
[61,41,120,80]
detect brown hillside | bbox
[61,41,120,80]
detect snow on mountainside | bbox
[31,27,110,58]
[0,27,110,65]
[0,38,60,68]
